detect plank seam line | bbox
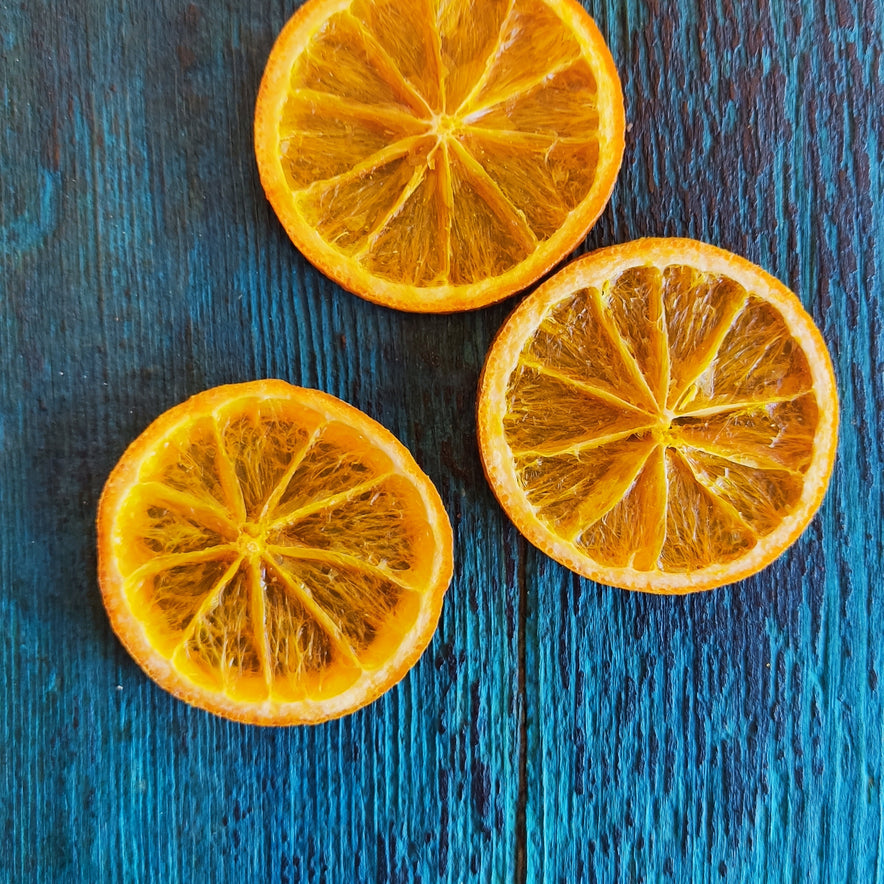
[514,535,529,884]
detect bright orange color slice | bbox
[254,0,625,312]
[97,381,453,724]
[477,238,839,593]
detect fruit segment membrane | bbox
[112,398,436,702]
[504,265,821,573]
[278,0,605,287]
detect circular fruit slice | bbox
[254,0,625,312]
[477,238,839,593]
[97,381,453,724]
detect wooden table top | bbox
[2,1,881,880]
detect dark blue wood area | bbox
[1,1,881,880]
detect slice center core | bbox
[652,409,680,447]
[238,521,266,556]
[432,113,459,138]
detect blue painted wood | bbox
[1,0,881,881]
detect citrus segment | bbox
[349,0,442,109]
[575,446,667,571]
[521,285,657,411]
[602,265,668,403]
[295,145,433,255]
[361,161,449,285]
[516,435,657,537]
[126,557,238,655]
[457,130,600,240]
[175,562,266,700]
[661,266,748,408]
[259,565,357,701]
[279,102,425,190]
[657,449,756,572]
[460,0,583,112]
[144,416,229,510]
[465,59,600,136]
[436,0,512,111]
[502,366,655,453]
[675,395,819,471]
[292,11,427,114]
[215,400,321,519]
[98,381,453,723]
[478,238,839,593]
[447,143,534,285]
[675,295,814,412]
[255,0,625,311]
[678,447,805,536]
[268,473,436,576]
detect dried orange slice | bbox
[478,238,839,593]
[97,381,453,724]
[254,0,625,312]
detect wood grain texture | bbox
[0,0,881,881]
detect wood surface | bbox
[1,0,882,881]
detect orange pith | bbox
[254,0,625,312]
[477,238,839,593]
[97,381,453,724]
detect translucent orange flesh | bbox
[111,398,438,702]
[503,265,820,573]
[279,0,605,287]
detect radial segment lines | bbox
[504,266,821,573]
[116,409,429,700]
[277,0,605,286]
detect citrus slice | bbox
[97,381,453,724]
[477,238,839,593]
[254,0,625,312]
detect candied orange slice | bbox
[254,0,625,312]
[97,381,453,723]
[477,238,839,592]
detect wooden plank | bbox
[1,0,524,878]
[525,0,884,880]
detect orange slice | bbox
[97,381,453,724]
[254,0,625,312]
[477,238,839,593]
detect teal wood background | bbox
[1,0,881,881]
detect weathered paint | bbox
[0,0,881,881]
